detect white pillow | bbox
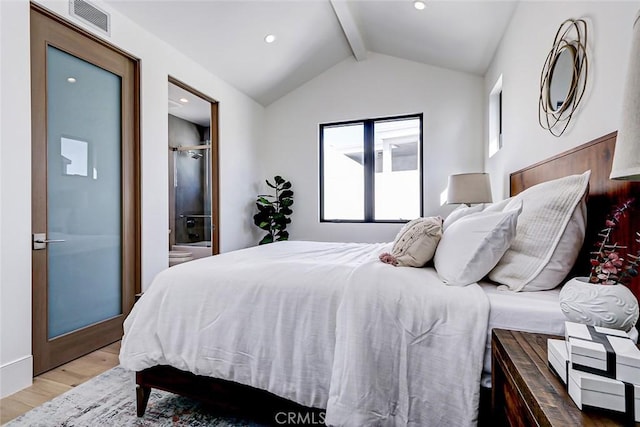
[443,199,512,230]
[482,198,512,213]
[388,217,443,267]
[488,171,590,291]
[434,201,522,286]
[442,204,485,230]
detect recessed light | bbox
[414,1,426,10]
[264,34,276,44]
[179,98,189,103]
[67,77,77,83]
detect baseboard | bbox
[0,355,33,398]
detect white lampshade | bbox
[447,173,493,205]
[611,11,640,180]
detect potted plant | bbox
[559,198,640,331]
[253,176,294,245]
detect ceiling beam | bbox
[330,0,367,61]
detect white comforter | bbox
[119,241,490,426]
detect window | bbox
[320,114,423,222]
[489,75,503,157]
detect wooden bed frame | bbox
[135,131,640,424]
[510,131,640,298]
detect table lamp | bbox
[447,173,493,205]
[611,11,640,181]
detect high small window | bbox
[319,114,423,222]
[489,75,503,157]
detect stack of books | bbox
[548,321,640,421]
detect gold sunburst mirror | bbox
[539,19,588,137]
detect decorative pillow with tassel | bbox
[379,217,443,267]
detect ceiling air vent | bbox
[69,0,110,36]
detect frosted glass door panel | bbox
[47,46,122,339]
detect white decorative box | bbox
[548,338,569,384]
[565,321,640,384]
[548,333,640,421]
[568,366,640,422]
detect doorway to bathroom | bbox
[168,78,219,261]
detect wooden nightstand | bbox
[491,329,637,426]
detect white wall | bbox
[0,0,263,398]
[485,1,640,198]
[263,52,484,243]
[0,0,34,399]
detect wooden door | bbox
[30,5,140,375]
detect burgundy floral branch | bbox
[625,232,640,280]
[589,198,636,285]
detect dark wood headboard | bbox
[510,131,640,298]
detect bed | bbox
[120,131,640,426]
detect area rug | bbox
[4,366,267,426]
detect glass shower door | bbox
[173,144,212,248]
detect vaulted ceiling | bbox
[105,0,518,106]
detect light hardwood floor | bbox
[0,341,121,424]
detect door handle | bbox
[33,233,66,250]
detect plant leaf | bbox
[259,234,274,245]
[256,204,274,214]
[276,231,289,241]
[279,190,294,199]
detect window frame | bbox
[319,113,424,223]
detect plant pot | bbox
[559,277,639,332]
